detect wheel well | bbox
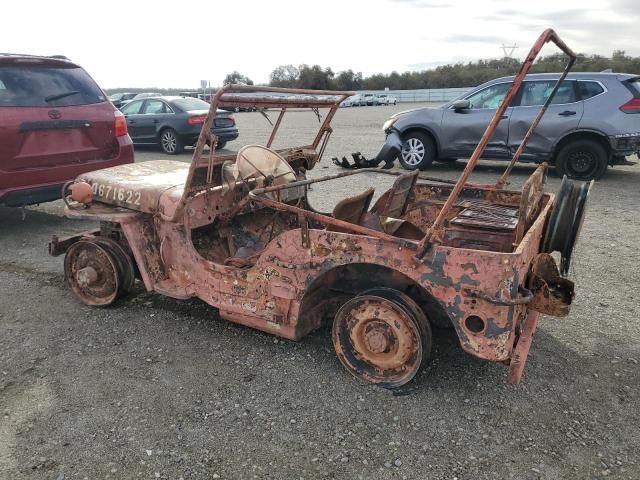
[401,128,439,156]
[298,263,452,330]
[552,131,611,164]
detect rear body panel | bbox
[580,77,640,156]
[0,103,134,205]
[1,103,122,169]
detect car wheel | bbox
[399,132,436,170]
[160,128,183,155]
[555,139,607,181]
[216,140,227,150]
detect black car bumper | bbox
[213,126,239,142]
[375,131,403,164]
[0,183,64,207]
[610,133,640,157]
[183,127,239,146]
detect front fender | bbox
[392,109,445,152]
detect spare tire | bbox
[542,176,593,276]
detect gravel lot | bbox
[1,103,639,480]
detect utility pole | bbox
[501,44,519,58]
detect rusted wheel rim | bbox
[332,295,423,388]
[92,237,136,295]
[64,240,120,306]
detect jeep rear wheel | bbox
[332,291,431,388]
[555,139,607,181]
[399,132,436,171]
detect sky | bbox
[1,0,637,89]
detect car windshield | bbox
[173,97,210,111]
[134,93,161,99]
[0,64,105,107]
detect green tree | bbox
[297,65,334,89]
[269,65,299,88]
[334,70,363,90]
[223,71,253,86]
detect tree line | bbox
[266,51,640,90]
[106,51,640,95]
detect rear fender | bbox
[551,128,612,162]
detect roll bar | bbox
[414,28,577,259]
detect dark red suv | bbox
[0,54,134,206]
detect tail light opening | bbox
[188,115,207,125]
[114,111,128,137]
[213,115,235,128]
[620,98,640,114]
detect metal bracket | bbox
[465,285,533,306]
[299,214,310,248]
[206,131,218,184]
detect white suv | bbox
[376,94,398,105]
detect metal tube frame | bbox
[173,30,576,253]
[414,28,576,259]
[172,85,354,221]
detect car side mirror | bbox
[452,99,471,111]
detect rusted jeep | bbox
[50,30,590,388]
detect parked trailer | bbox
[51,29,590,387]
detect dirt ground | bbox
[1,103,639,480]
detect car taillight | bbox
[114,111,128,137]
[620,98,640,114]
[228,114,235,123]
[188,115,206,125]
